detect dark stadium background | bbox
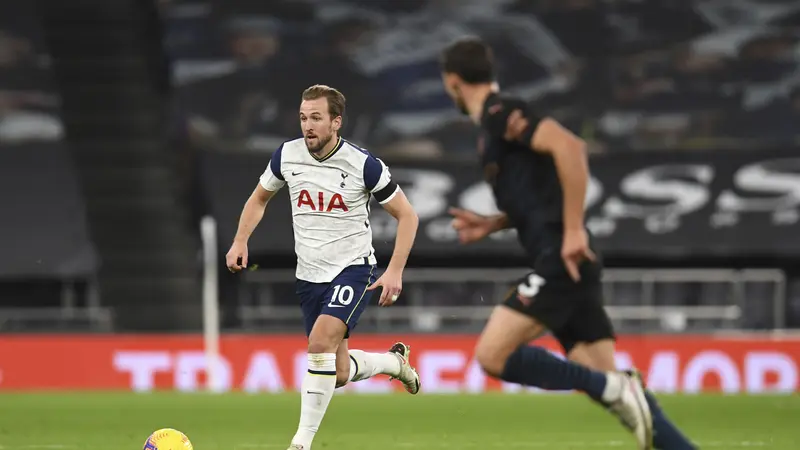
[2,0,800,426]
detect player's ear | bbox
[332,115,343,132]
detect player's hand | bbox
[449,207,494,244]
[368,268,403,307]
[226,240,249,273]
[561,228,596,282]
[504,109,528,141]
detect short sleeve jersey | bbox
[479,92,565,260]
[259,137,398,283]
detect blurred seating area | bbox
[0,3,63,145]
[0,2,99,327]
[163,0,800,158]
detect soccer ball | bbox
[143,428,193,450]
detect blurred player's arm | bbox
[528,117,588,232]
[449,208,510,245]
[486,212,511,232]
[461,210,511,233]
[503,110,588,233]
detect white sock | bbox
[601,372,624,403]
[347,349,402,382]
[291,353,337,450]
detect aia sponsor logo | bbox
[297,189,349,212]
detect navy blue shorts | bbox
[296,264,377,338]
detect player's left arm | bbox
[508,111,596,280]
[380,190,419,274]
[484,98,588,232]
[363,155,419,305]
[526,116,588,233]
[494,107,586,233]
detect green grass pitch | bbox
[0,393,797,449]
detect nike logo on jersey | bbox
[292,171,303,176]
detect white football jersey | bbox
[259,137,399,283]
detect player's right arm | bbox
[226,146,286,272]
[448,208,510,244]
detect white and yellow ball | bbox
[143,428,193,450]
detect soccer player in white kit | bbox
[226,85,421,450]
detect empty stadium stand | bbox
[165,0,800,158]
[0,2,104,331]
[38,0,201,330]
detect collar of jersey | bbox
[309,136,344,162]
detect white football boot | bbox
[388,342,421,394]
[607,371,654,450]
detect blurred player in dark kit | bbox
[441,36,698,450]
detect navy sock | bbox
[643,390,697,450]
[500,346,607,399]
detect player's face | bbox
[299,98,341,153]
[442,72,469,115]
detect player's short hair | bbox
[440,36,495,84]
[302,84,346,119]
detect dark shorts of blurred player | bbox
[503,252,615,355]
[473,241,618,380]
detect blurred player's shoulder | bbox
[482,92,528,123]
[481,92,540,141]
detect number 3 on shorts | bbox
[328,284,355,307]
[518,273,545,298]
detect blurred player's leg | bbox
[568,339,617,371]
[629,370,698,450]
[476,306,612,399]
[475,306,652,447]
[290,315,344,450]
[564,326,696,448]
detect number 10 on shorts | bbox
[328,284,355,307]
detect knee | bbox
[307,330,341,355]
[308,316,347,355]
[567,340,617,372]
[307,340,336,354]
[474,342,510,379]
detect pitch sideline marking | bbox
[0,446,76,449]
[0,441,770,449]
[234,441,768,449]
